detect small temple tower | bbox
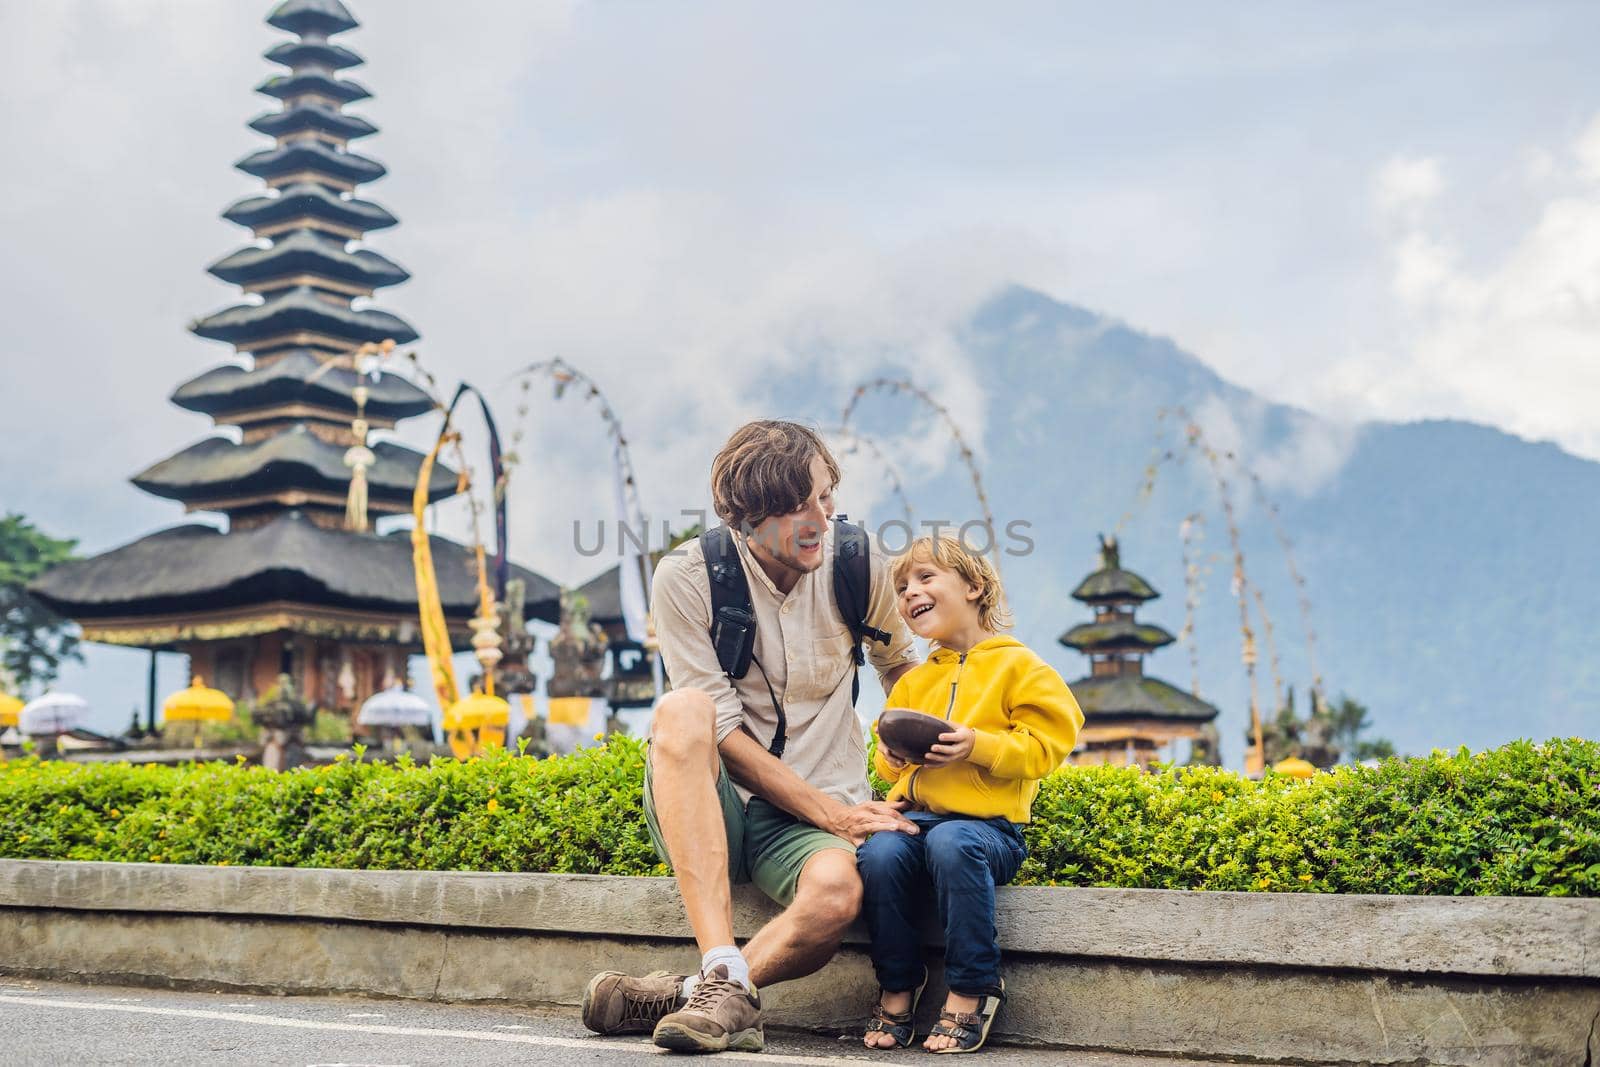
[32,0,557,716]
[1059,536,1220,767]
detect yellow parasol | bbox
[163,677,235,723]
[0,693,22,729]
[443,691,510,760]
[1272,756,1317,780]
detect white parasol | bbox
[19,692,89,735]
[356,685,432,728]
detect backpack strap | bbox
[701,525,786,757]
[832,516,892,704]
[702,524,752,677]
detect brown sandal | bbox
[862,971,928,1050]
[925,981,1004,1054]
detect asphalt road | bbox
[0,978,1277,1066]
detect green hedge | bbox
[0,740,661,876]
[1,736,1596,896]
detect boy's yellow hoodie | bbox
[873,635,1083,822]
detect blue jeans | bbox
[856,811,1027,995]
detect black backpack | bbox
[701,517,891,757]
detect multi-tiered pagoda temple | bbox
[32,0,557,715]
[1059,536,1220,767]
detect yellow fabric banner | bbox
[411,434,459,711]
[547,696,592,726]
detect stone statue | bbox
[548,590,609,699]
[494,577,539,697]
[1252,687,1343,769]
[256,673,313,771]
[1188,722,1222,766]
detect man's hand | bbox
[827,799,918,846]
[922,725,975,767]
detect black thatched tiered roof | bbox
[250,104,376,143]
[237,141,386,186]
[1066,676,1219,723]
[132,429,455,512]
[264,40,364,72]
[192,286,418,350]
[208,230,408,290]
[268,0,358,36]
[173,351,432,422]
[257,71,371,104]
[1071,539,1159,604]
[573,564,625,625]
[224,183,396,235]
[1059,617,1177,653]
[30,512,559,629]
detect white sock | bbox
[682,945,750,995]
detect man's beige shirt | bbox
[651,525,918,806]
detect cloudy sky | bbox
[3,1,1598,713]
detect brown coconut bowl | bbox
[877,707,952,764]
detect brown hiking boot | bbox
[652,965,763,1053]
[581,970,687,1035]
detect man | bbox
[582,420,920,1053]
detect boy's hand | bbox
[923,725,975,766]
[879,746,909,771]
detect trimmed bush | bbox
[1,736,1595,896]
[0,738,660,876]
[1022,740,1600,895]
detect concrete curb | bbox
[2,860,1597,1065]
[4,860,1594,979]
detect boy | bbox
[860,535,1083,1053]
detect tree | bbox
[1353,737,1397,761]
[1325,695,1373,756]
[1249,688,1397,768]
[0,513,81,695]
[1323,694,1399,762]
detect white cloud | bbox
[1375,155,1444,219]
[1312,121,1600,460]
[1191,394,1361,499]
[1576,114,1600,182]
[379,186,1023,580]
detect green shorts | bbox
[642,745,854,907]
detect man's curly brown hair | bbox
[710,420,840,531]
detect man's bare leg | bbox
[645,691,769,1052]
[650,689,736,954]
[744,847,862,987]
[582,690,735,1037]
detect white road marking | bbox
[345,1012,387,1018]
[491,1024,532,1031]
[0,994,863,1064]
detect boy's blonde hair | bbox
[890,535,1013,633]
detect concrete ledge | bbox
[3,860,1598,1066]
[4,859,1594,979]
